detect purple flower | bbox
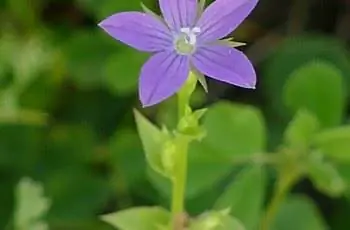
[99,0,258,107]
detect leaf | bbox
[103,51,148,95]
[64,30,116,89]
[262,35,350,120]
[283,61,345,128]
[270,195,328,230]
[14,177,50,230]
[306,152,346,197]
[149,102,266,199]
[313,126,350,162]
[191,67,208,93]
[140,2,163,22]
[101,206,170,230]
[203,102,266,158]
[134,109,169,177]
[45,169,110,221]
[284,110,319,148]
[214,166,266,230]
[0,124,43,172]
[147,141,233,199]
[78,0,153,19]
[189,210,245,230]
[109,129,145,185]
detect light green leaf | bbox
[214,166,265,230]
[271,195,327,230]
[189,210,245,230]
[101,206,170,230]
[191,68,208,93]
[134,109,169,177]
[283,61,345,128]
[14,177,50,230]
[203,102,266,158]
[284,110,319,148]
[313,126,350,162]
[306,152,346,197]
[218,38,246,48]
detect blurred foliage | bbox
[1,0,350,229]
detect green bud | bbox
[161,140,177,177]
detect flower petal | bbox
[139,51,190,107]
[98,12,172,52]
[192,45,256,88]
[197,0,258,42]
[159,0,198,30]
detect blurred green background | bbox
[1,0,350,229]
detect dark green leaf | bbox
[214,166,266,229]
[271,195,328,230]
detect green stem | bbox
[171,141,188,217]
[171,74,196,228]
[261,171,298,230]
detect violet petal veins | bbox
[192,45,256,88]
[159,0,198,29]
[98,12,172,52]
[98,0,259,107]
[196,0,259,42]
[139,51,190,107]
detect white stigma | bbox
[180,27,201,45]
[175,27,201,55]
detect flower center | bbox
[174,27,200,55]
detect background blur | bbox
[1,0,350,229]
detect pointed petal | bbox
[197,0,258,42]
[99,12,172,52]
[139,51,190,107]
[158,0,198,30]
[192,45,256,88]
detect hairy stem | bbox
[261,171,299,230]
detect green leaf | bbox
[64,30,116,89]
[147,141,233,199]
[283,61,345,128]
[78,0,153,19]
[109,129,145,185]
[203,102,266,158]
[101,206,170,230]
[45,169,109,221]
[189,210,245,230]
[134,109,169,177]
[14,177,50,230]
[271,195,327,230]
[214,166,265,230]
[191,68,208,93]
[103,51,148,95]
[150,102,266,199]
[140,2,163,22]
[284,110,319,148]
[313,126,350,162]
[306,152,346,197]
[262,35,350,121]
